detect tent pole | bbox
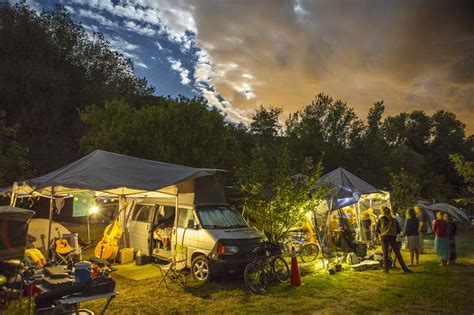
[47,188,54,258]
[10,192,17,207]
[174,188,179,256]
[355,202,362,241]
[87,215,91,244]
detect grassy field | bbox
[78,227,474,314]
[5,226,474,314]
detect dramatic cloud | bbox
[167,57,190,85]
[190,0,473,132]
[64,0,473,132]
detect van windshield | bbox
[196,205,248,229]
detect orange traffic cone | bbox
[290,246,302,286]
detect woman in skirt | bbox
[432,211,450,267]
[404,208,421,266]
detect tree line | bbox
[0,3,472,210]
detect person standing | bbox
[376,207,412,273]
[414,206,428,254]
[361,211,372,250]
[390,208,404,268]
[404,208,421,266]
[447,214,457,265]
[432,211,450,267]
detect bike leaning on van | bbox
[244,242,290,294]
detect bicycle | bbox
[283,232,320,263]
[244,242,290,294]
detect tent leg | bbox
[87,215,91,244]
[355,202,362,242]
[47,189,54,258]
[174,191,179,255]
[9,192,16,207]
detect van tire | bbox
[191,256,212,282]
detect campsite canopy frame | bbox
[314,167,388,243]
[10,150,225,256]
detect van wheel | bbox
[191,256,211,282]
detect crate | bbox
[120,247,134,264]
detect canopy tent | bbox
[310,167,388,245]
[0,207,35,261]
[314,167,381,213]
[11,150,223,197]
[357,190,391,213]
[10,150,225,254]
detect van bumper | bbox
[209,255,254,275]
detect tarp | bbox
[316,167,380,212]
[12,150,224,197]
[0,207,35,261]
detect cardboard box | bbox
[120,247,134,264]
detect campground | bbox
[80,226,474,314]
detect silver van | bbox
[125,176,262,282]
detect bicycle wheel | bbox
[272,256,290,282]
[244,262,267,294]
[300,243,320,262]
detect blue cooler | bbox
[75,261,92,283]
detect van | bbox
[124,176,262,282]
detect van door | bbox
[174,207,199,261]
[128,204,155,254]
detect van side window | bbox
[177,208,194,228]
[133,205,154,223]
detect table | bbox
[55,290,117,315]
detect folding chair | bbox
[52,233,80,265]
[157,245,189,289]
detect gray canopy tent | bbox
[313,167,388,243]
[10,150,225,255]
[317,167,381,212]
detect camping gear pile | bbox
[0,206,117,314]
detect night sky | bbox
[26,0,474,133]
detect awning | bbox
[12,150,224,197]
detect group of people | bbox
[375,205,458,273]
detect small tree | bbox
[239,143,327,243]
[450,153,474,194]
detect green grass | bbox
[6,227,474,314]
[83,227,474,314]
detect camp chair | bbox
[51,233,80,265]
[157,245,189,289]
